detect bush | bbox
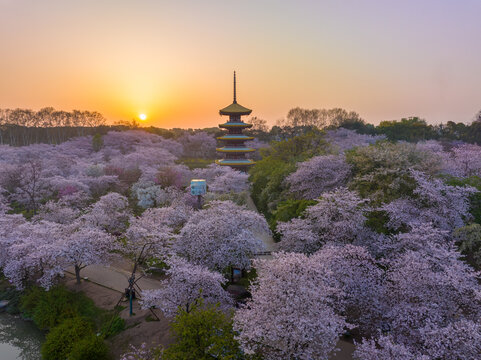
[163,300,244,360]
[249,130,327,220]
[20,286,98,330]
[69,335,110,360]
[100,315,125,338]
[41,317,94,360]
[269,199,317,237]
[0,286,22,314]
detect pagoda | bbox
[216,72,255,170]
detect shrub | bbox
[162,300,243,360]
[69,335,110,360]
[20,286,98,330]
[101,315,125,338]
[41,317,94,360]
[0,286,22,314]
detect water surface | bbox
[0,313,43,360]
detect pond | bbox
[0,313,44,360]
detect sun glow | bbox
[139,113,147,121]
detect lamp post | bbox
[190,179,207,210]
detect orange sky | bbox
[1,0,481,128]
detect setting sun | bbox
[139,113,147,121]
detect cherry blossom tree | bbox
[155,164,191,189]
[373,223,451,260]
[0,186,9,213]
[55,223,118,284]
[191,164,231,183]
[234,252,348,360]
[381,170,477,232]
[1,221,64,289]
[441,143,481,178]
[131,182,164,209]
[34,200,81,224]
[311,244,385,336]
[420,319,481,360]
[277,188,369,253]
[354,336,426,360]
[82,192,131,234]
[178,132,216,158]
[0,214,27,269]
[325,128,385,153]
[119,343,162,360]
[208,167,249,194]
[174,201,268,271]
[245,138,269,160]
[10,158,46,213]
[383,245,481,349]
[286,155,351,199]
[124,209,178,261]
[141,257,233,317]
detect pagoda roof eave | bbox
[215,159,255,166]
[216,147,256,153]
[219,102,252,116]
[219,122,253,128]
[217,135,255,140]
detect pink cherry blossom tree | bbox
[325,128,385,153]
[0,186,9,213]
[141,257,233,317]
[286,154,352,199]
[383,245,481,349]
[277,188,369,253]
[178,132,216,158]
[311,244,385,337]
[119,343,162,360]
[441,143,481,178]
[381,170,477,232]
[353,336,427,360]
[208,167,249,194]
[1,221,64,289]
[233,252,348,360]
[82,192,131,234]
[174,201,268,271]
[34,200,81,224]
[55,223,118,284]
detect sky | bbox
[1,0,480,128]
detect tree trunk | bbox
[75,265,81,284]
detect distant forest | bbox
[1,106,480,146]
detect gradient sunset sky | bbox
[1,0,480,128]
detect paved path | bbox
[68,264,161,294]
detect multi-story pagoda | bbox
[216,72,255,170]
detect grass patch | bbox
[177,157,215,169]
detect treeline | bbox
[276,107,481,144]
[2,106,481,146]
[0,108,108,145]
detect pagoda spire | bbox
[233,71,237,104]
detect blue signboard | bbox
[190,179,207,196]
